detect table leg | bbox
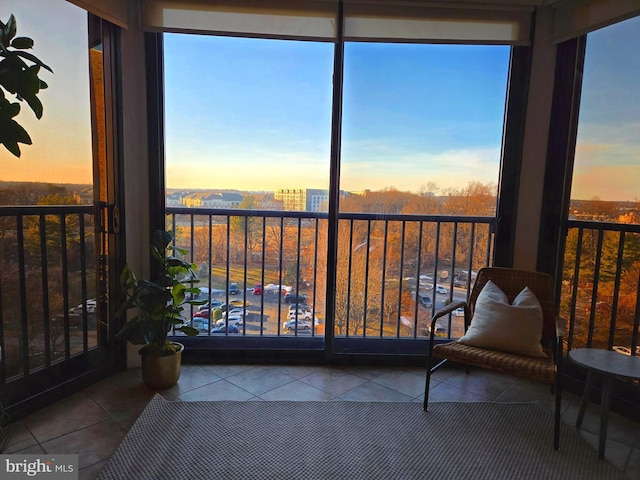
[598,376,613,459]
[576,370,595,428]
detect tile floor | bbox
[5,363,640,479]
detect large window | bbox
[571,15,640,211]
[561,15,640,352]
[158,2,522,344]
[340,42,509,215]
[0,0,101,375]
[0,0,93,193]
[164,34,334,210]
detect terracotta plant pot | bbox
[140,342,184,389]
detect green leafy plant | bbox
[0,14,52,157]
[116,230,203,356]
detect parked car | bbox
[288,303,310,312]
[287,309,312,320]
[252,284,262,295]
[190,317,210,333]
[418,295,432,308]
[211,324,239,334]
[263,284,287,295]
[222,308,246,319]
[229,298,250,307]
[216,315,244,327]
[193,308,212,319]
[228,282,240,295]
[198,299,222,311]
[452,307,465,316]
[69,298,97,315]
[284,293,308,304]
[282,318,312,331]
[435,284,448,295]
[426,323,447,337]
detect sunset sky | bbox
[1,0,638,201]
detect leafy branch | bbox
[0,14,53,157]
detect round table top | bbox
[569,348,640,380]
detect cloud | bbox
[571,164,640,201]
[340,147,501,192]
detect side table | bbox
[568,348,640,459]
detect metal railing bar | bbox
[396,221,406,338]
[17,215,29,375]
[345,219,354,338]
[379,220,389,338]
[568,227,584,352]
[79,214,88,351]
[587,229,604,347]
[608,231,625,350]
[60,214,70,360]
[39,214,51,367]
[363,219,372,337]
[259,217,266,336]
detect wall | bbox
[512,6,557,271]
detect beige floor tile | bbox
[259,379,334,401]
[23,392,110,443]
[178,378,255,401]
[41,419,127,470]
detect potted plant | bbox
[116,230,203,388]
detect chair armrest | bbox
[555,316,567,339]
[432,300,467,324]
[427,300,467,354]
[430,300,467,335]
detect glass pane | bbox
[340,42,508,213]
[164,34,333,207]
[337,42,508,339]
[0,0,98,375]
[562,15,640,353]
[164,34,333,336]
[572,15,640,209]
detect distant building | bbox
[618,212,636,224]
[182,192,243,208]
[255,193,284,211]
[166,192,183,206]
[274,188,328,212]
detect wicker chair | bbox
[423,267,564,450]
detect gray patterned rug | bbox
[98,395,627,480]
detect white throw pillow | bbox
[459,280,546,358]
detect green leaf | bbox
[0,118,31,144]
[0,101,20,119]
[6,15,17,43]
[176,325,200,337]
[11,37,33,49]
[0,68,21,94]
[15,51,53,73]
[38,79,47,89]
[1,140,20,157]
[23,93,42,119]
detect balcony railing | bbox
[560,219,640,356]
[0,205,98,383]
[166,207,495,346]
[2,205,637,385]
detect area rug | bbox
[98,395,628,480]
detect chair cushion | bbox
[458,281,546,358]
[432,342,556,384]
